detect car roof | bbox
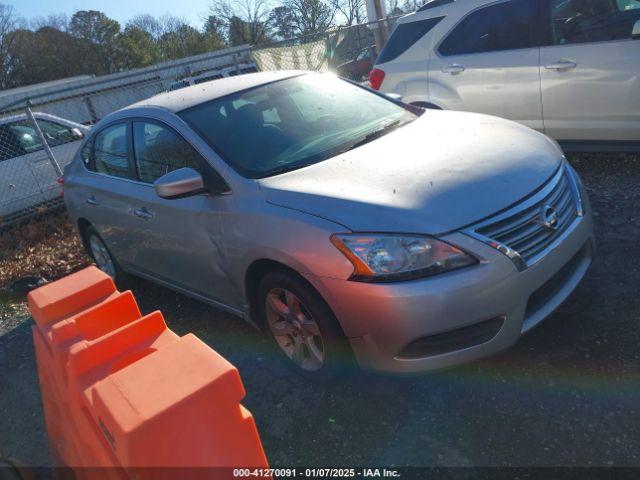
[399,0,487,24]
[128,70,306,113]
[417,0,454,12]
[0,111,82,127]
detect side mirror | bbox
[633,19,640,39]
[386,92,404,102]
[154,167,206,199]
[70,128,84,140]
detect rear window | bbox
[377,17,444,64]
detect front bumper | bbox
[307,209,594,374]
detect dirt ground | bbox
[0,153,639,468]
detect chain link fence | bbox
[0,18,398,232]
[251,17,399,81]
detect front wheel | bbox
[257,270,354,377]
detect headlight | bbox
[331,234,477,282]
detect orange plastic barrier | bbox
[29,266,269,479]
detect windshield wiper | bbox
[345,120,404,151]
[259,161,319,178]
[259,120,408,178]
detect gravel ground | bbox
[0,153,639,468]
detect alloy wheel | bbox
[89,234,116,279]
[265,288,325,371]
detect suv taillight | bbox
[369,68,385,91]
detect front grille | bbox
[472,167,579,267]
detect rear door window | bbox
[91,123,131,179]
[550,0,640,45]
[377,17,444,63]
[439,0,536,56]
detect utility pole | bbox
[366,0,389,54]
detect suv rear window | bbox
[377,17,444,64]
[439,0,535,56]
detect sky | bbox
[7,0,212,29]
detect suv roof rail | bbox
[417,0,454,12]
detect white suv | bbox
[370,0,640,151]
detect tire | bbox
[257,269,354,378]
[83,225,129,288]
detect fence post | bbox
[25,100,63,177]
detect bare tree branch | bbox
[0,3,19,89]
[329,0,365,26]
[208,0,273,45]
[285,0,336,36]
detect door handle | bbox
[133,207,154,220]
[545,60,577,70]
[86,196,99,206]
[442,64,465,74]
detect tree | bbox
[268,6,296,39]
[69,10,121,74]
[115,26,159,69]
[8,27,88,87]
[330,0,365,26]
[160,23,209,59]
[208,0,273,45]
[127,14,163,40]
[400,0,421,12]
[0,3,18,89]
[29,13,69,31]
[202,15,227,49]
[285,0,336,36]
[386,0,405,15]
[203,15,226,37]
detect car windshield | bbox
[178,74,416,178]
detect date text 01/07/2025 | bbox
[232,468,401,478]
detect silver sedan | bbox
[63,71,595,376]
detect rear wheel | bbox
[257,270,354,377]
[83,225,128,286]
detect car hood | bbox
[257,111,563,234]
